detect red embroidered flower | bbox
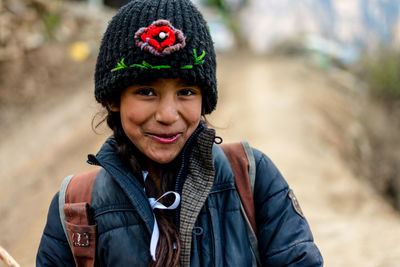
[135,20,186,56]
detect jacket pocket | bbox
[94,204,139,235]
[94,205,151,267]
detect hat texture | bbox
[94,0,217,114]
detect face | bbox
[112,78,202,164]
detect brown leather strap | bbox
[65,169,100,204]
[220,143,257,234]
[64,168,100,267]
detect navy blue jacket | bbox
[37,133,323,266]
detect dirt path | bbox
[1,53,400,266]
[212,54,400,267]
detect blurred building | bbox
[238,0,400,63]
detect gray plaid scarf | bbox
[179,126,216,266]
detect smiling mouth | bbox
[146,133,182,144]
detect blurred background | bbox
[1,0,400,266]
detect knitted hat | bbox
[94,0,217,114]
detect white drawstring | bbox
[143,171,149,183]
[142,171,181,261]
[148,191,180,261]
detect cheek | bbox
[187,98,203,123]
[123,108,144,124]
[119,100,149,132]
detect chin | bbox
[151,153,178,165]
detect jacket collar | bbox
[178,124,216,266]
[88,137,155,234]
[87,122,216,242]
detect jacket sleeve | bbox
[253,149,323,266]
[36,192,75,267]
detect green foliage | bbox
[353,48,400,211]
[202,0,248,13]
[360,49,400,103]
[43,12,61,38]
[203,0,227,12]
[201,0,248,47]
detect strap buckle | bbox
[72,232,90,247]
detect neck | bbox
[144,157,180,198]
[146,160,162,196]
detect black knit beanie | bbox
[94,0,217,114]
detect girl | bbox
[36,0,323,266]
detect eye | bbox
[135,88,156,96]
[178,88,197,96]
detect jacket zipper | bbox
[207,201,216,265]
[174,124,204,226]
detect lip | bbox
[146,132,182,144]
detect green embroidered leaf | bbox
[111,66,124,72]
[120,58,127,67]
[130,64,147,69]
[111,52,203,72]
[153,65,171,69]
[111,58,128,72]
[192,50,206,65]
[139,61,171,69]
[142,61,151,68]
[198,50,206,61]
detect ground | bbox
[1,48,400,266]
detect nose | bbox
[155,96,179,125]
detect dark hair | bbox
[106,109,181,267]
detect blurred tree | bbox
[352,47,400,211]
[359,48,400,106]
[103,0,130,8]
[202,0,248,47]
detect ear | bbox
[201,106,206,115]
[108,102,120,112]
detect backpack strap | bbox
[220,141,261,267]
[220,141,257,233]
[59,168,100,267]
